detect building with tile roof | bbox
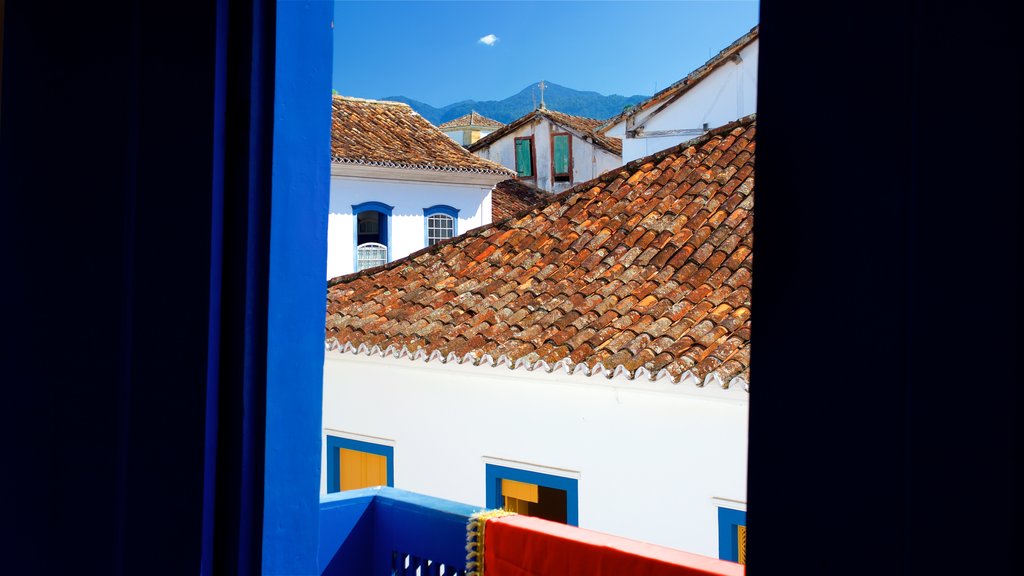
[437,111,505,147]
[467,106,623,193]
[327,96,515,278]
[322,116,755,558]
[489,178,550,221]
[600,26,758,164]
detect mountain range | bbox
[381,81,649,126]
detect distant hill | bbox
[381,81,649,125]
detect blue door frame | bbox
[485,464,579,526]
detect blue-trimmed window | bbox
[325,435,394,494]
[423,205,459,246]
[485,464,578,526]
[352,201,393,270]
[717,507,747,564]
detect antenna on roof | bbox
[539,80,546,109]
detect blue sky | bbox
[333,0,760,106]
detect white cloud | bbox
[478,34,499,47]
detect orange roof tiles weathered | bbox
[327,115,755,389]
[598,26,758,134]
[331,96,514,175]
[468,107,623,157]
[438,111,505,130]
[491,179,550,221]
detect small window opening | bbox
[502,478,568,524]
[427,213,454,245]
[514,136,534,178]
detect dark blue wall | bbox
[1,1,330,574]
[2,1,218,573]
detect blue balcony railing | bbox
[320,486,744,576]
[319,487,480,575]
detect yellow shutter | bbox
[502,479,539,502]
[737,524,746,565]
[503,496,531,515]
[339,448,387,491]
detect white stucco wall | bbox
[326,173,494,278]
[322,352,748,558]
[607,40,759,164]
[474,118,622,193]
[442,129,466,145]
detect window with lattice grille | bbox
[356,242,387,271]
[426,214,454,245]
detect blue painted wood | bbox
[717,507,746,562]
[325,435,395,492]
[352,201,395,265]
[319,487,479,575]
[485,464,579,526]
[319,490,378,576]
[422,204,461,245]
[262,0,334,574]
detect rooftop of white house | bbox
[468,106,623,157]
[598,25,759,134]
[326,116,755,391]
[331,96,514,175]
[437,111,505,130]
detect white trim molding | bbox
[481,456,582,480]
[711,496,746,511]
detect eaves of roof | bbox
[597,25,759,134]
[468,108,622,157]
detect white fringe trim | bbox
[325,338,749,392]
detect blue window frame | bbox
[485,464,578,526]
[422,204,460,246]
[717,506,747,562]
[352,201,393,270]
[325,435,394,494]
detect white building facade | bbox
[326,165,505,278]
[328,96,512,278]
[602,27,758,164]
[323,118,756,563]
[321,349,748,558]
[468,107,622,194]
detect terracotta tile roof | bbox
[468,107,623,157]
[438,111,505,130]
[491,179,550,221]
[598,26,758,134]
[331,96,514,175]
[326,115,755,390]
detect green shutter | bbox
[553,135,570,175]
[515,139,533,177]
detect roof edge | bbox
[597,25,759,133]
[332,94,412,108]
[325,339,750,392]
[467,108,617,155]
[330,156,514,176]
